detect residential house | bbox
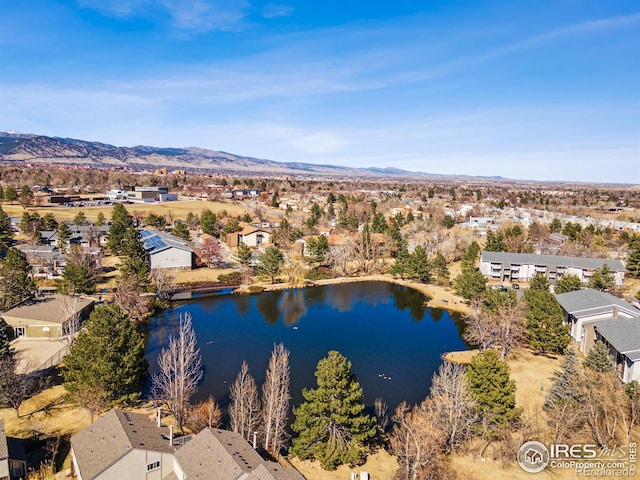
[479,251,625,286]
[15,244,66,279]
[1,295,94,339]
[71,409,305,480]
[0,419,27,480]
[226,226,271,249]
[141,230,195,270]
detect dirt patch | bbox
[289,449,399,480]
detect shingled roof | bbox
[555,288,640,318]
[175,428,304,480]
[2,295,94,324]
[71,410,174,480]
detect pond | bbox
[146,281,468,412]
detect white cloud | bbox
[262,4,293,19]
[77,0,249,31]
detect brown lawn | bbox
[1,199,248,222]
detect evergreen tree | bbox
[554,274,583,294]
[0,320,14,361]
[18,185,33,208]
[524,289,569,354]
[119,227,146,260]
[258,246,284,284]
[441,215,455,229]
[529,272,550,291]
[549,218,562,233]
[222,217,242,235]
[4,186,17,204]
[95,212,106,226]
[371,211,387,233]
[200,209,219,236]
[584,341,614,373]
[0,207,12,254]
[107,204,133,254]
[544,348,585,411]
[145,213,166,229]
[42,212,58,230]
[291,351,376,470]
[236,242,253,267]
[484,231,506,252]
[0,185,4,202]
[389,247,410,278]
[460,241,480,272]
[407,246,431,283]
[305,235,329,264]
[172,223,191,241]
[73,211,89,226]
[0,248,36,310]
[430,253,450,285]
[63,305,148,416]
[465,350,518,431]
[626,241,640,278]
[452,269,486,300]
[58,262,96,295]
[588,264,615,292]
[57,222,72,251]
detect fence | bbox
[36,343,69,372]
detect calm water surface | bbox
[146,282,467,411]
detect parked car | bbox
[512,283,520,290]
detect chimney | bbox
[613,307,619,318]
[252,431,257,449]
[169,425,174,446]
[157,407,162,428]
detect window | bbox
[147,461,160,471]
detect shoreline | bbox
[232,274,471,315]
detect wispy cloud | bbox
[77,0,250,32]
[262,3,293,19]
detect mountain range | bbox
[0,131,438,179]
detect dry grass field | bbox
[1,199,248,222]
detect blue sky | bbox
[1,1,638,183]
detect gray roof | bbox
[593,317,640,357]
[2,295,94,324]
[480,251,625,272]
[71,410,175,480]
[555,288,640,318]
[175,428,304,480]
[141,229,193,255]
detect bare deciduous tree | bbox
[199,237,222,268]
[229,360,261,442]
[60,294,81,346]
[374,397,389,435]
[152,312,203,432]
[389,400,453,480]
[0,356,47,417]
[429,361,477,451]
[152,268,175,302]
[186,395,222,433]
[262,343,291,455]
[113,275,150,323]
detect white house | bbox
[141,230,195,270]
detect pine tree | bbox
[584,341,614,373]
[465,350,518,431]
[57,222,72,250]
[544,348,584,411]
[200,209,219,236]
[63,305,148,417]
[430,253,450,285]
[484,231,506,252]
[0,248,36,310]
[42,212,58,230]
[524,289,569,354]
[107,204,133,254]
[291,351,376,470]
[171,223,191,241]
[554,274,583,294]
[588,265,615,292]
[258,246,284,284]
[529,272,550,291]
[0,206,13,254]
[452,269,486,300]
[236,242,253,267]
[73,211,89,226]
[626,241,640,278]
[0,320,14,361]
